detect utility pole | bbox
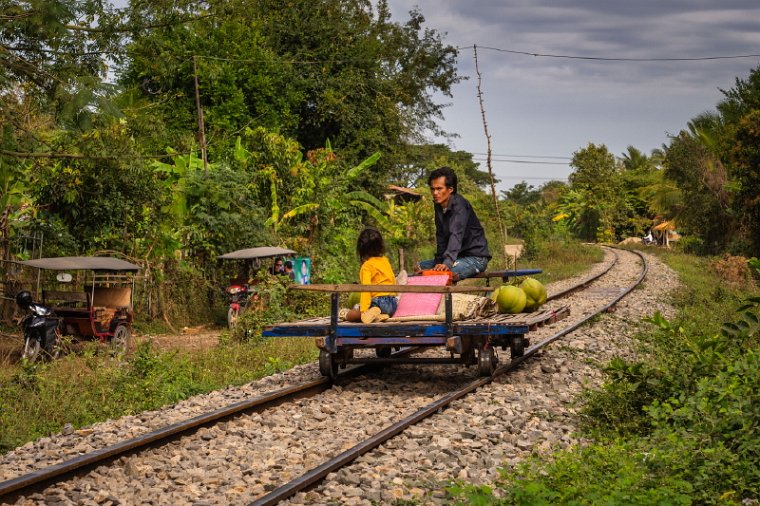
[193,55,209,174]
[474,45,508,264]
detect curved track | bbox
[0,247,647,505]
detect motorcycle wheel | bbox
[111,325,134,357]
[42,325,63,360]
[227,307,240,329]
[22,337,41,362]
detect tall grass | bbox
[0,338,317,454]
[529,239,605,284]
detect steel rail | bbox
[545,246,618,301]
[250,248,646,506]
[0,247,631,503]
[0,347,421,502]
[0,374,342,500]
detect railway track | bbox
[0,247,652,505]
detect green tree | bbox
[716,65,760,253]
[726,109,760,253]
[118,0,461,192]
[390,144,491,189]
[117,0,300,157]
[502,182,541,206]
[30,121,164,255]
[564,143,627,242]
[663,132,733,253]
[0,0,124,151]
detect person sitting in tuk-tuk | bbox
[269,258,285,276]
[283,260,295,281]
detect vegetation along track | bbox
[0,247,655,505]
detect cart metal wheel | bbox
[22,337,41,362]
[227,307,240,328]
[510,335,525,359]
[375,346,391,358]
[478,346,498,376]
[318,350,339,380]
[111,325,134,356]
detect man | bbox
[283,260,295,280]
[270,258,285,275]
[417,166,491,281]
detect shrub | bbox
[674,235,705,255]
[709,254,756,288]
[447,444,693,505]
[231,273,329,342]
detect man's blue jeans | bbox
[418,256,490,281]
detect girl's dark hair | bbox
[357,227,385,261]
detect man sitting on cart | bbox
[417,166,491,282]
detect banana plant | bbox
[150,149,216,256]
[275,150,384,241]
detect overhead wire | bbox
[461,45,760,62]
[473,158,569,165]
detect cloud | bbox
[386,0,760,188]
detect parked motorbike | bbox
[15,291,62,361]
[225,282,249,328]
[642,232,656,246]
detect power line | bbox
[462,45,760,62]
[472,157,569,165]
[470,152,571,160]
[497,176,567,181]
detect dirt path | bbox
[0,324,225,365]
[138,325,223,353]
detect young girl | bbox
[346,227,397,323]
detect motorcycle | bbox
[226,282,250,328]
[219,246,296,328]
[642,231,656,246]
[15,291,62,361]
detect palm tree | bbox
[686,112,725,154]
[621,146,649,172]
[638,170,683,221]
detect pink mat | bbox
[393,274,450,317]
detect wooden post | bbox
[192,55,209,174]
[474,45,507,266]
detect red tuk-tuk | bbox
[218,247,296,327]
[18,256,140,355]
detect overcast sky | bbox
[385,1,760,191]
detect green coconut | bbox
[347,291,360,309]
[520,277,547,312]
[490,285,502,302]
[496,285,527,314]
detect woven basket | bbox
[437,294,497,320]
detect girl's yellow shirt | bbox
[358,256,396,311]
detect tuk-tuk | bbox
[17,256,140,355]
[218,247,296,328]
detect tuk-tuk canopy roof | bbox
[653,220,676,231]
[18,256,140,272]
[218,247,296,260]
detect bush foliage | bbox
[448,251,760,505]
